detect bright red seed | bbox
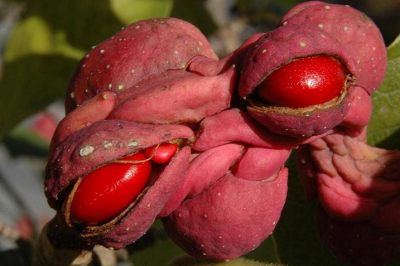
[258,55,346,108]
[144,143,178,164]
[70,152,152,225]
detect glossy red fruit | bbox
[70,152,152,225]
[258,55,346,108]
[144,143,178,164]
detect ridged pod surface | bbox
[296,129,400,265]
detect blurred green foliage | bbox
[368,35,400,148]
[0,0,172,137]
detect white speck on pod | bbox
[318,23,324,29]
[282,21,288,26]
[299,41,306,47]
[100,49,105,54]
[70,92,75,99]
[324,5,331,9]
[106,64,111,69]
[118,84,125,90]
[103,142,113,149]
[108,83,112,89]
[262,49,266,54]
[343,26,348,31]
[80,145,95,156]
[127,140,139,147]
[135,25,141,29]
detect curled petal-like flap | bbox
[231,147,291,181]
[160,144,244,217]
[50,91,117,152]
[341,86,372,136]
[108,68,236,125]
[193,108,299,151]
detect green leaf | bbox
[110,0,173,25]
[4,16,54,62]
[245,234,281,263]
[0,54,78,136]
[368,34,400,149]
[129,221,184,265]
[387,34,400,60]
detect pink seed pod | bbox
[163,165,288,261]
[65,18,216,113]
[238,23,357,138]
[45,120,194,248]
[296,129,400,265]
[161,109,291,260]
[281,1,387,94]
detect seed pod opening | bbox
[239,24,356,137]
[45,120,194,248]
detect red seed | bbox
[144,143,178,164]
[70,152,151,225]
[258,55,346,108]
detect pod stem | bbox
[32,215,93,266]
